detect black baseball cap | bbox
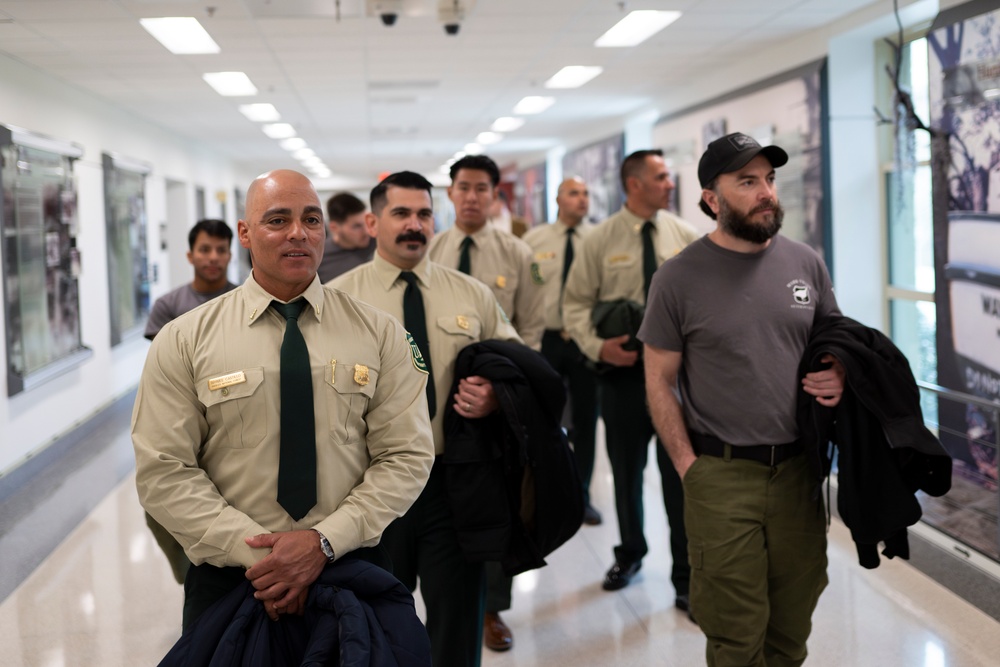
[697,132,788,188]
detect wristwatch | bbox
[314,529,336,563]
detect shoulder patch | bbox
[530,262,544,285]
[405,332,429,374]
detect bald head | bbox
[555,176,589,227]
[238,169,326,301]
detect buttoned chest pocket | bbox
[197,367,267,449]
[435,315,482,357]
[325,362,378,446]
[602,254,640,297]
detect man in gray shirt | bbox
[640,132,845,666]
[317,192,376,282]
[144,219,237,340]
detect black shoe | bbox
[582,504,603,526]
[602,560,641,590]
[675,595,697,624]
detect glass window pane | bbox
[887,165,935,292]
[890,298,938,423]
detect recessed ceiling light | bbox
[595,10,682,47]
[477,132,502,145]
[512,96,555,115]
[261,123,296,139]
[544,66,604,89]
[140,17,221,54]
[464,143,483,155]
[491,117,525,132]
[203,72,258,97]
[279,137,307,151]
[238,103,280,122]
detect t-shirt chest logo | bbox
[786,279,813,309]
[793,285,811,304]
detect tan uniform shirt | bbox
[331,254,522,454]
[563,206,700,362]
[428,224,544,350]
[522,219,594,331]
[131,273,435,569]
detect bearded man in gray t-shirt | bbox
[639,133,845,667]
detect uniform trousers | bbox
[683,452,828,667]
[600,364,689,594]
[540,329,599,506]
[381,458,486,667]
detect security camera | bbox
[380,13,398,26]
[370,1,402,27]
[443,23,460,35]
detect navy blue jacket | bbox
[159,558,431,666]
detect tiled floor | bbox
[2,421,999,666]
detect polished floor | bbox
[2,420,999,666]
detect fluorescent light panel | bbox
[203,72,258,96]
[293,148,316,160]
[463,143,483,155]
[491,116,524,132]
[545,66,603,89]
[476,132,502,145]
[513,96,555,115]
[140,17,220,55]
[261,123,296,139]
[238,103,280,122]
[595,10,682,47]
[279,137,307,151]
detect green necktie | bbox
[561,227,575,286]
[400,272,436,419]
[272,299,316,520]
[458,236,473,275]
[642,221,657,299]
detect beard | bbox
[718,196,784,244]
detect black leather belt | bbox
[689,431,802,467]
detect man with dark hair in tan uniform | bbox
[132,169,434,632]
[333,170,520,667]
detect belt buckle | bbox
[769,445,776,467]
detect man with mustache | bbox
[133,169,435,633]
[331,171,521,667]
[639,133,845,666]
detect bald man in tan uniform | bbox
[332,171,520,667]
[132,169,434,631]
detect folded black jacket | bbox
[159,558,431,667]
[798,315,952,569]
[444,339,584,576]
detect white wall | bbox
[0,52,252,476]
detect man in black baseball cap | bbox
[638,131,845,665]
[696,132,790,245]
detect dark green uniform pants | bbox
[684,452,828,667]
[600,365,689,594]
[381,460,486,667]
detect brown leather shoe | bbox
[483,611,513,651]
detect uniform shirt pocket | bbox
[325,361,378,446]
[602,254,639,296]
[197,367,267,448]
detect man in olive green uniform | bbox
[522,176,602,526]
[132,169,435,632]
[332,171,521,667]
[563,150,700,612]
[428,154,544,350]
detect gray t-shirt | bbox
[144,282,238,340]
[317,235,376,284]
[638,234,840,445]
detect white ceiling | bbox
[0,0,876,187]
